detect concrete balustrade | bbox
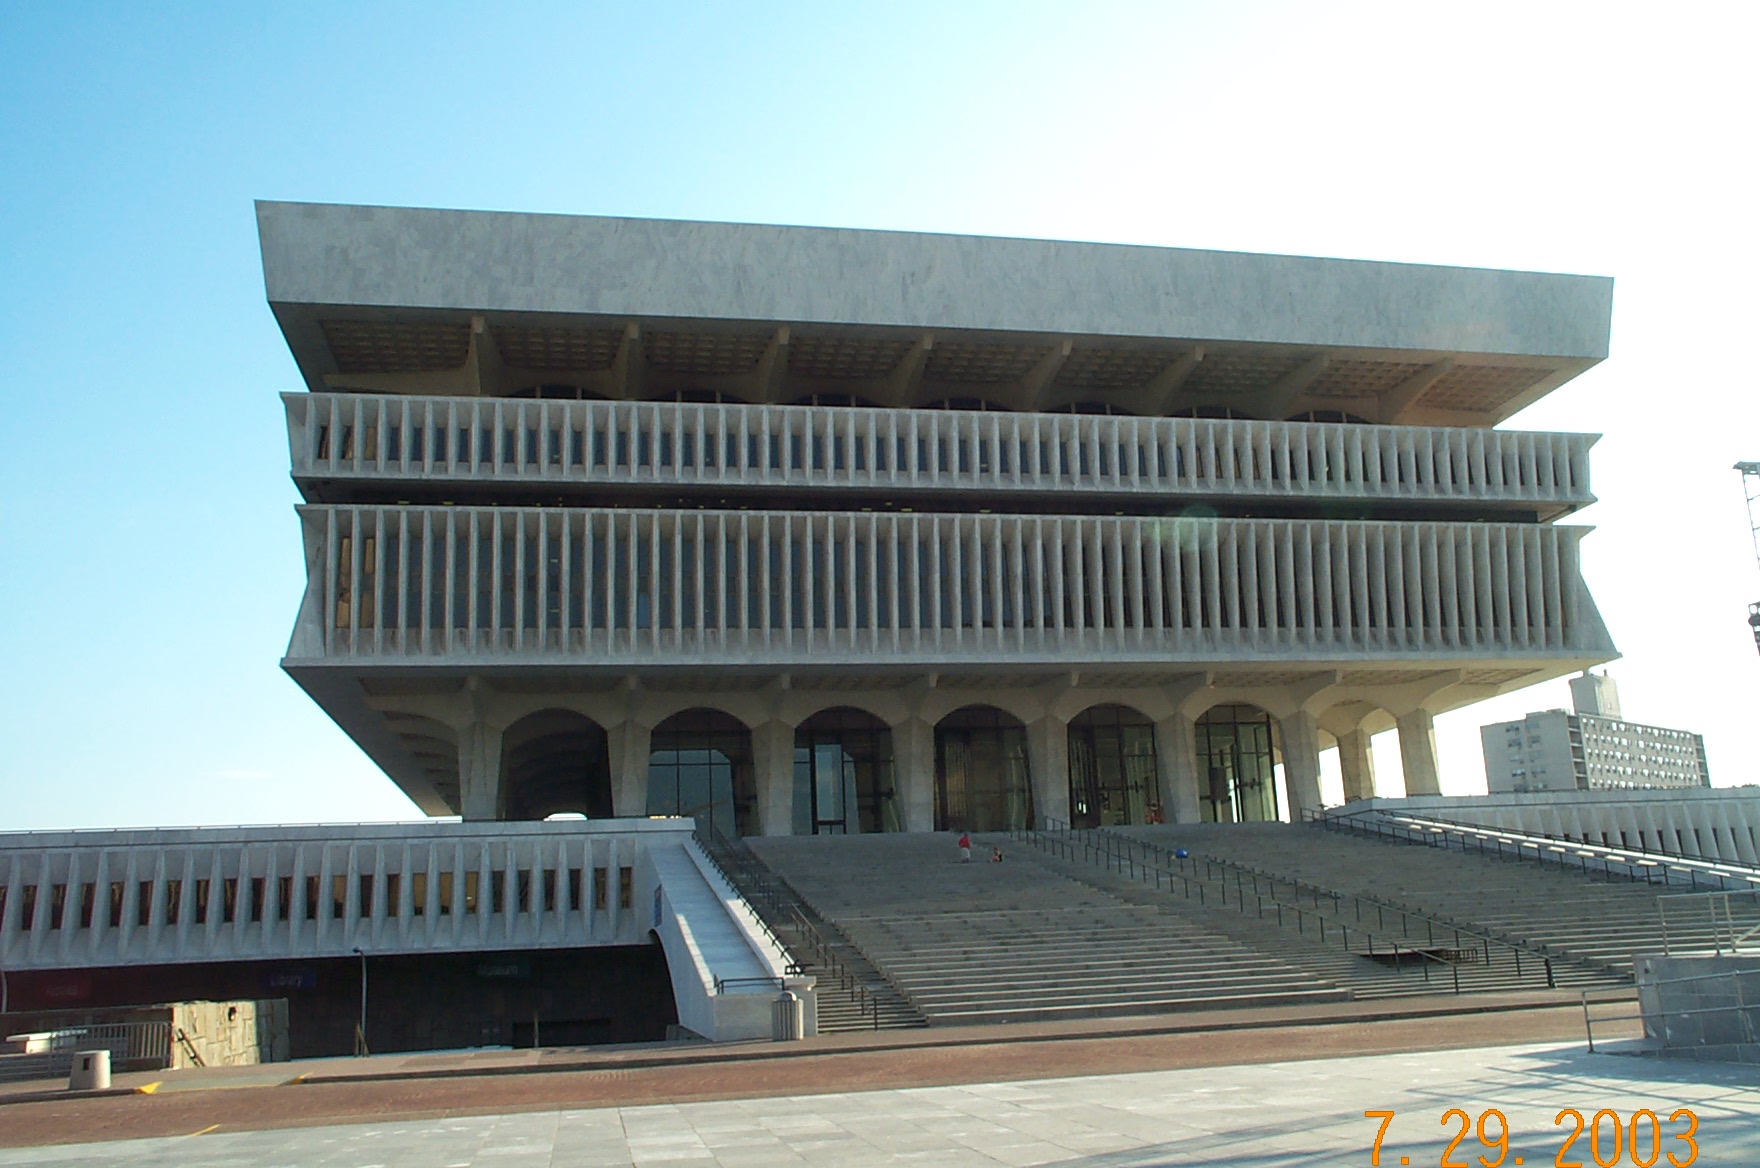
[289,504,1611,666]
[286,393,1596,515]
[0,821,684,971]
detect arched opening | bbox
[647,709,757,838]
[500,710,612,821]
[1171,405,1255,420]
[381,712,461,812]
[650,389,749,405]
[934,706,1033,832]
[1195,704,1281,823]
[920,396,1011,412]
[1048,401,1136,416]
[793,708,899,834]
[505,384,608,400]
[1285,409,1371,425]
[790,392,881,409]
[1067,705,1159,828]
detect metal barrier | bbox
[0,1020,171,1083]
[1659,889,1760,956]
[1583,969,1760,1064]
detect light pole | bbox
[352,947,368,1056]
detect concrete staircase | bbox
[696,835,926,1033]
[1021,839,1503,999]
[1115,823,1700,980]
[745,834,1345,1026]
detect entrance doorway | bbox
[934,706,1033,832]
[793,708,900,834]
[1195,704,1280,823]
[1068,705,1158,828]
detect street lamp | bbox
[351,947,368,1056]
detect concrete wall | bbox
[1635,953,1760,1064]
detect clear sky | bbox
[4,1,1758,829]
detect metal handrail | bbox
[690,828,803,977]
[1310,808,1760,894]
[1658,889,1760,956]
[1014,820,1493,995]
[694,827,894,1029]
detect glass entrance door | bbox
[1068,705,1158,828]
[934,706,1033,832]
[1195,705,1280,823]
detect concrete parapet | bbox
[1635,952,1760,1064]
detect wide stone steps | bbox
[1113,824,1668,982]
[746,834,1344,1026]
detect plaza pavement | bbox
[0,1041,1756,1167]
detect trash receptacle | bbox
[69,1050,111,1091]
[771,990,803,1042]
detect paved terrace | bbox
[3,1028,1755,1167]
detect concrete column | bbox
[1153,714,1203,824]
[889,717,936,833]
[1024,717,1071,830]
[751,719,797,837]
[1337,729,1377,803]
[1279,710,1324,821]
[1396,709,1443,796]
[606,721,652,819]
[458,720,503,822]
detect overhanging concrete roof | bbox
[257,201,1614,424]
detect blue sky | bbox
[5,2,1759,829]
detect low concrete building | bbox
[0,820,803,1054]
[1482,672,1710,794]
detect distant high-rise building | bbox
[1568,670,1622,719]
[1481,672,1708,793]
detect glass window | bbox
[1068,705,1159,828]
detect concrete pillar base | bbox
[1153,714,1203,824]
[607,721,653,819]
[1397,709,1443,796]
[752,720,796,837]
[1338,729,1377,802]
[458,721,503,822]
[1279,710,1324,821]
[1025,717,1071,830]
[890,718,937,832]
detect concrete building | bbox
[1482,672,1710,794]
[262,201,1619,832]
[0,206,1629,1056]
